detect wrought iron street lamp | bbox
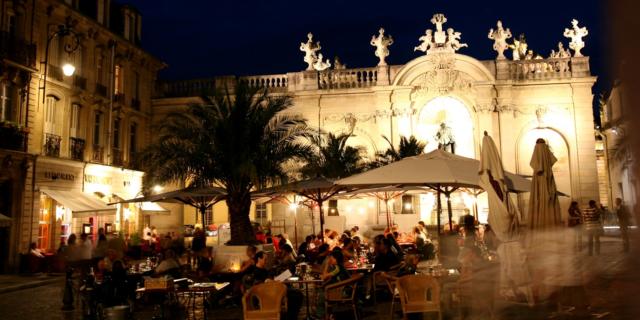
[40,23,80,102]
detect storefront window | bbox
[38,195,53,250]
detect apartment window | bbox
[129,122,137,155]
[96,53,104,85]
[255,204,268,223]
[0,81,17,122]
[44,96,58,134]
[7,13,16,36]
[133,72,140,100]
[113,118,121,148]
[114,65,122,94]
[70,103,81,138]
[400,195,414,214]
[93,112,102,146]
[204,207,213,226]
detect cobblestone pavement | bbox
[0,235,636,319]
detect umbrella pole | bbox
[200,206,207,228]
[447,191,453,231]
[385,199,391,230]
[318,200,325,243]
[436,186,442,235]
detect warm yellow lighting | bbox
[368,201,375,208]
[153,185,164,193]
[289,202,298,210]
[55,206,65,221]
[330,208,336,214]
[346,206,353,213]
[62,63,75,76]
[404,203,412,210]
[123,208,131,221]
[358,207,365,214]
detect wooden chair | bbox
[396,275,442,320]
[325,273,363,320]
[242,281,288,320]
[372,263,402,302]
[380,272,401,319]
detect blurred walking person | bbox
[583,200,603,256]
[614,198,631,252]
[567,201,583,252]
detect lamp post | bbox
[40,23,80,103]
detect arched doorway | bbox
[518,128,572,221]
[416,96,475,158]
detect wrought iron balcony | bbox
[73,76,87,90]
[131,98,141,110]
[0,31,36,68]
[44,133,61,157]
[112,148,124,166]
[69,137,85,161]
[95,83,108,97]
[0,122,27,151]
[113,93,126,104]
[47,65,64,82]
[92,145,104,163]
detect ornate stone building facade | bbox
[0,0,166,271]
[154,15,598,240]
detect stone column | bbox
[571,81,599,204]
[495,59,511,81]
[376,65,390,86]
[301,71,319,91]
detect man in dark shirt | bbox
[373,238,400,271]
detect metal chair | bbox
[396,274,442,320]
[380,272,401,319]
[325,273,364,320]
[242,281,288,320]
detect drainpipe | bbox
[106,40,116,165]
[28,155,37,252]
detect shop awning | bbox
[0,213,12,227]
[41,188,116,218]
[112,193,169,215]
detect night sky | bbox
[127,0,609,115]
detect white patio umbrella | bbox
[478,132,533,305]
[336,149,531,233]
[528,139,562,232]
[338,186,427,228]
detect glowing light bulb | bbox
[62,63,76,76]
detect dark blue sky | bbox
[127,0,609,96]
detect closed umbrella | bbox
[528,139,562,231]
[478,132,533,305]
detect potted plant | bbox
[0,121,27,151]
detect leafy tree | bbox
[139,83,311,244]
[301,132,366,179]
[371,135,427,167]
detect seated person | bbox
[241,251,269,292]
[373,238,400,272]
[239,245,257,274]
[341,237,356,260]
[155,250,181,276]
[99,249,122,274]
[396,254,419,277]
[314,243,330,266]
[297,235,313,260]
[29,242,45,258]
[276,244,296,273]
[316,250,351,319]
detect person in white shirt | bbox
[143,225,152,241]
[155,250,181,275]
[78,233,93,261]
[29,242,45,258]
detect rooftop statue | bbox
[300,33,321,71]
[508,34,528,61]
[370,27,394,66]
[313,53,331,71]
[549,42,571,59]
[563,19,588,57]
[415,13,467,55]
[488,20,512,59]
[334,56,346,70]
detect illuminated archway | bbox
[416,96,475,158]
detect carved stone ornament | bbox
[411,52,473,98]
[535,105,548,126]
[371,27,394,66]
[563,19,588,57]
[300,32,321,71]
[488,20,512,60]
[313,53,331,71]
[415,13,467,55]
[475,103,495,114]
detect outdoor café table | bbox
[283,277,323,320]
[179,282,230,320]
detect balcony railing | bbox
[69,137,85,161]
[238,74,288,92]
[0,31,36,68]
[73,76,87,90]
[0,122,27,151]
[318,67,378,89]
[44,133,61,157]
[95,83,108,97]
[112,148,124,166]
[92,145,104,163]
[508,58,572,80]
[131,98,141,110]
[114,93,126,104]
[47,65,64,82]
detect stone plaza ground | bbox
[0,235,635,320]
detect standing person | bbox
[614,198,631,253]
[583,200,603,256]
[568,201,583,252]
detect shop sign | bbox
[43,171,76,181]
[84,174,113,186]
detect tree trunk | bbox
[227,191,256,245]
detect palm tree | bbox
[371,135,427,167]
[139,83,311,244]
[301,132,366,179]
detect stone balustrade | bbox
[508,58,573,80]
[238,74,288,92]
[318,67,378,89]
